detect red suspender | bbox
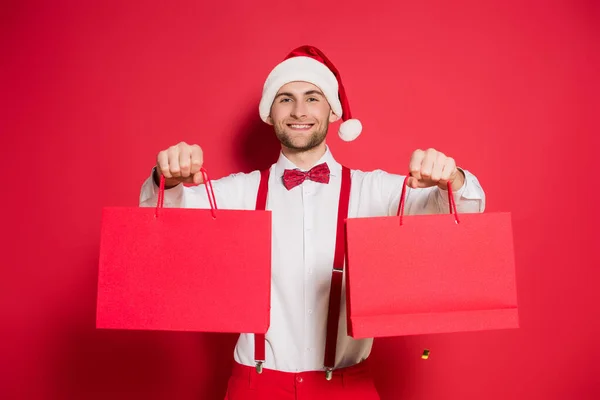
[253,166,352,378]
[254,168,269,373]
[324,165,351,379]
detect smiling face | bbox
[267,81,340,153]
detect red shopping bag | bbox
[96,169,271,333]
[345,177,518,338]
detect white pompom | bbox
[338,119,362,142]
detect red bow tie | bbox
[282,163,331,190]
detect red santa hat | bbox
[259,45,362,142]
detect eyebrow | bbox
[275,90,325,99]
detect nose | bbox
[291,101,308,118]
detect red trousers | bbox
[224,360,380,400]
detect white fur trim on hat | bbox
[259,56,342,122]
[339,119,362,141]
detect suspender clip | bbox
[325,368,333,381]
[255,361,264,374]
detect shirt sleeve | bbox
[139,167,185,208]
[138,166,261,210]
[381,168,486,216]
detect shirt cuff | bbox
[436,168,486,212]
[139,167,184,207]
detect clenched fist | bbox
[154,142,204,188]
[406,148,465,191]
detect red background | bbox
[2,0,599,399]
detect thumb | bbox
[192,171,204,185]
[406,176,421,189]
[406,175,436,189]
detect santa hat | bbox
[258,45,362,142]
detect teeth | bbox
[290,124,311,128]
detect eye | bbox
[307,97,319,102]
[279,98,292,103]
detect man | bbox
[139,45,485,399]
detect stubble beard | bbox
[274,121,329,152]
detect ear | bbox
[266,115,274,126]
[329,111,341,123]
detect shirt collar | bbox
[274,145,341,177]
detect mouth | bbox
[286,123,314,131]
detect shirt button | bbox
[296,376,303,383]
[308,309,313,315]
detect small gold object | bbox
[256,361,263,374]
[325,368,333,380]
[421,349,430,360]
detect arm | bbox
[138,141,260,210]
[383,168,485,216]
[382,148,486,215]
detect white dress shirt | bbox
[139,147,485,373]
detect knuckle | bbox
[160,167,172,178]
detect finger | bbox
[190,145,204,175]
[439,157,456,186]
[430,152,445,182]
[406,176,420,189]
[156,150,172,178]
[409,149,425,181]
[178,145,192,178]
[167,146,181,177]
[192,171,205,185]
[420,149,438,181]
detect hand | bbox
[154,142,204,188]
[406,148,464,191]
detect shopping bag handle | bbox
[155,168,218,219]
[397,175,460,225]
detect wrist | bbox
[152,167,180,189]
[438,168,465,191]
